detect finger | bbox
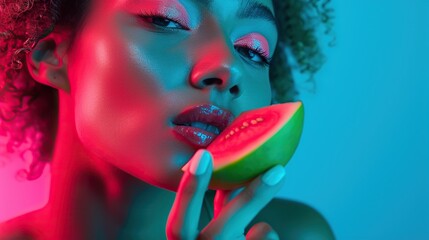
[202,165,286,237]
[214,188,244,218]
[166,149,213,240]
[246,222,280,240]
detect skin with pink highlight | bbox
[0,0,335,239]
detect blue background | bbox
[278,0,429,239]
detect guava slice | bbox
[206,101,304,190]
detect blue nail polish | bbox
[262,165,285,186]
[189,150,210,175]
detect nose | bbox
[189,35,241,98]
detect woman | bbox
[0,0,335,239]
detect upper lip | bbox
[172,104,234,133]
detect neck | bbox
[41,92,176,240]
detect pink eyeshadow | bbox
[235,33,270,57]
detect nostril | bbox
[202,78,222,86]
[229,85,239,95]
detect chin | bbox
[158,171,184,192]
[132,168,184,193]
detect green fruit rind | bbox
[208,102,304,190]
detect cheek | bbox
[232,71,272,113]
[74,68,164,165]
[252,73,272,103]
[69,21,172,168]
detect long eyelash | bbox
[252,46,273,67]
[137,10,189,30]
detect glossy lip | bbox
[171,104,234,148]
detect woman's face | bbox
[66,0,278,191]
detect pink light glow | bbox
[0,139,50,223]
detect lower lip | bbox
[172,125,218,149]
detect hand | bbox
[166,149,286,240]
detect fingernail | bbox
[266,230,280,240]
[189,150,211,176]
[262,165,285,186]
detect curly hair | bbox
[0,0,333,180]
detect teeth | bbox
[208,125,220,135]
[190,122,220,134]
[190,122,207,129]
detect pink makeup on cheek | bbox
[235,33,271,58]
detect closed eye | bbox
[235,45,272,67]
[138,12,190,30]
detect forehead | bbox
[109,0,274,13]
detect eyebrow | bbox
[237,1,277,28]
[200,0,277,28]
